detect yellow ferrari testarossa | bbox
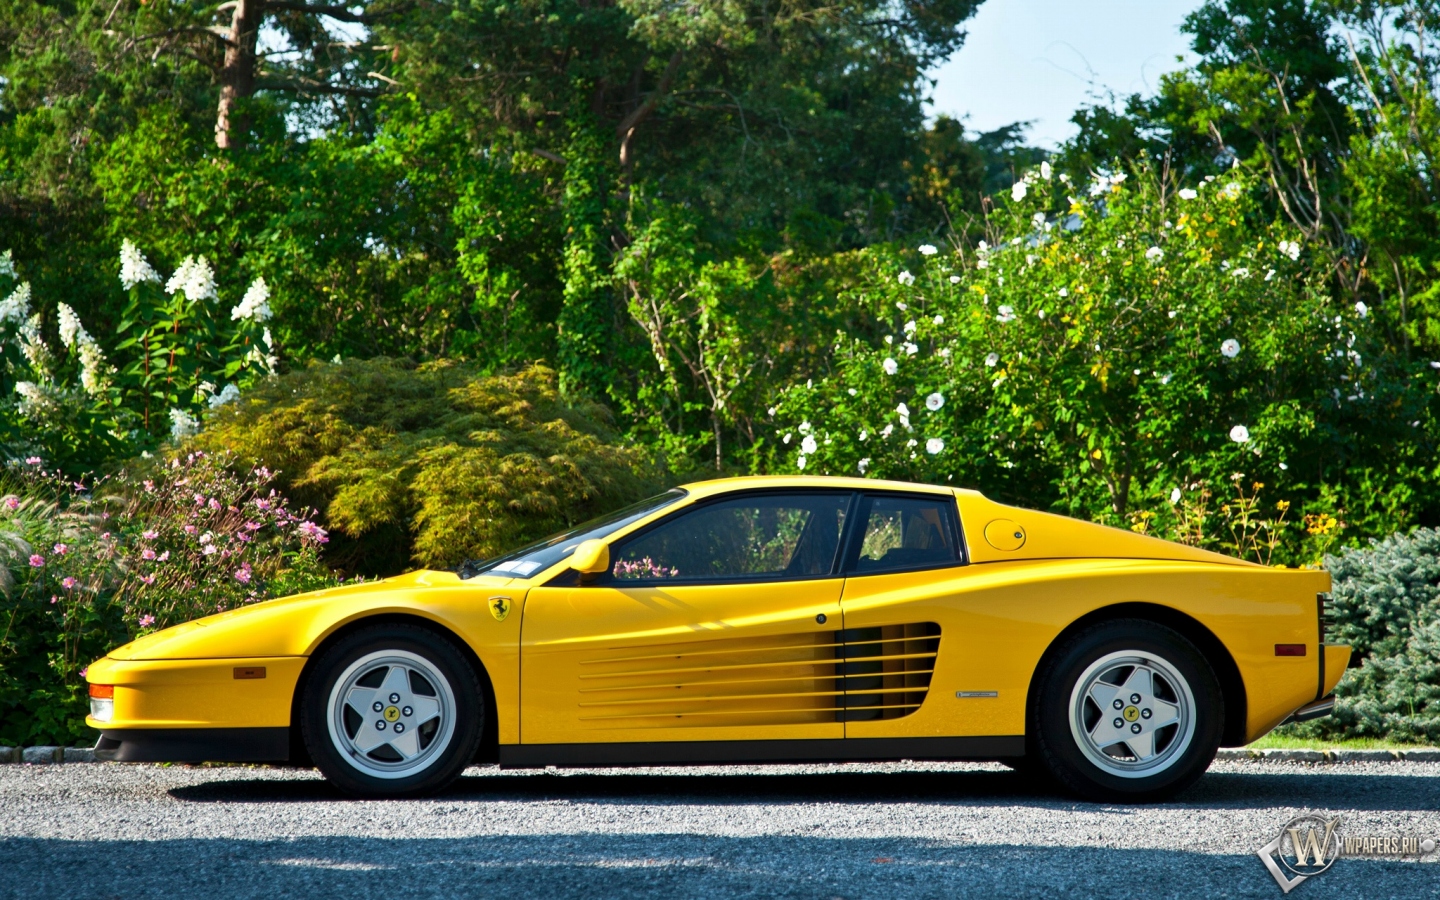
[85,476,1349,801]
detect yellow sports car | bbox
[85,476,1349,801]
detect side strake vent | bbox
[576,623,940,729]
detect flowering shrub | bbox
[766,164,1436,564]
[0,452,341,746]
[0,243,276,471]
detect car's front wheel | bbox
[301,624,483,797]
[1032,619,1222,802]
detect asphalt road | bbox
[0,759,1435,899]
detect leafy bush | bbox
[0,453,340,746]
[765,164,1436,564]
[1281,528,1440,744]
[195,359,668,574]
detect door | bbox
[521,491,853,745]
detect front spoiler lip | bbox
[1278,694,1335,727]
[94,727,290,763]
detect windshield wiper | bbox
[455,559,486,580]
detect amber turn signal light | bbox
[88,684,114,699]
[1274,644,1307,657]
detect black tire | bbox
[1031,618,1222,803]
[301,623,484,797]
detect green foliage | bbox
[195,359,667,574]
[766,164,1440,561]
[0,453,340,746]
[1281,528,1440,743]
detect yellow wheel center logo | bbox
[383,706,400,722]
[1123,706,1140,722]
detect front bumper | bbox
[94,727,290,763]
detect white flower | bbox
[880,424,895,438]
[896,301,908,310]
[902,341,919,356]
[897,270,915,286]
[903,319,917,336]
[1178,188,1198,200]
[925,392,944,411]
[948,275,961,284]
[984,352,999,367]
[165,255,218,301]
[1040,161,1052,180]
[1279,462,1289,470]
[1279,240,1301,261]
[14,381,48,416]
[858,430,868,442]
[1167,310,1177,319]
[0,281,31,326]
[1160,373,1172,385]
[0,249,14,280]
[231,277,272,322]
[77,340,111,397]
[1229,424,1250,443]
[208,383,240,409]
[796,455,807,469]
[57,303,88,349]
[882,358,898,375]
[918,244,938,256]
[1231,266,1250,278]
[1058,287,1068,298]
[169,408,201,441]
[1032,212,1047,228]
[1265,269,1276,281]
[1011,181,1028,202]
[933,314,944,325]
[1169,487,1182,504]
[925,438,945,454]
[119,240,160,290]
[996,305,1016,323]
[800,435,818,455]
[1221,338,1241,358]
[1355,301,1368,318]
[1145,246,1163,261]
[783,433,792,444]
[857,458,870,474]
[847,388,857,396]
[798,420,811,434]
[896,402,911,417]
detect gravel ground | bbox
[0,760,1436,899]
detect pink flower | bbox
[28,554,44,567]
[141,548,156,560]
[237,531,253,542]
[24,456,41,465]
[142,530,158,540]
[208,498,221,510]
[78,666,88,678]
[254,499,271,511]
[4,497,17,510]
[138,614,156,628]
[233,565,252,584]
[53,543,69,555]
[156,551,170,562]
[297,521,329,544]
[62,577,77,590]
[140,575,155,585]
[143,480,155,493]
[193,493,205,506]
[184,525,197,535]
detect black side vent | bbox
[835,623,941,723]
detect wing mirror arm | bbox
[569,539,610,585]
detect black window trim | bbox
[839,490,968,578]
[575,487,862,588]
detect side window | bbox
[848,494,963,574]
[608,492,852,583]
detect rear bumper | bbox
[94,727,289,763]
[1279,695,1335,727]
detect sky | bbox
[928,0,1206,149]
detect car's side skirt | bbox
[498,736,1025,769]
[95,727,290,763]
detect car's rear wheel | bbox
[1032,619,1222,802]
[301,624,483,797]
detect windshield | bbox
[457,489,689,580]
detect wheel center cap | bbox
[1123,705,1140,722]
[383,706,401,722]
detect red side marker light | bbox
[1275,644,1307,657]
[88,684,114,699]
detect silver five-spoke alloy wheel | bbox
[1068,649,1196,779]
[327,649,457,779]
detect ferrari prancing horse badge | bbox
[488,596,512,622]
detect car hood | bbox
[106,569,513,661]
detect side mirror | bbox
[569,539,610,583]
